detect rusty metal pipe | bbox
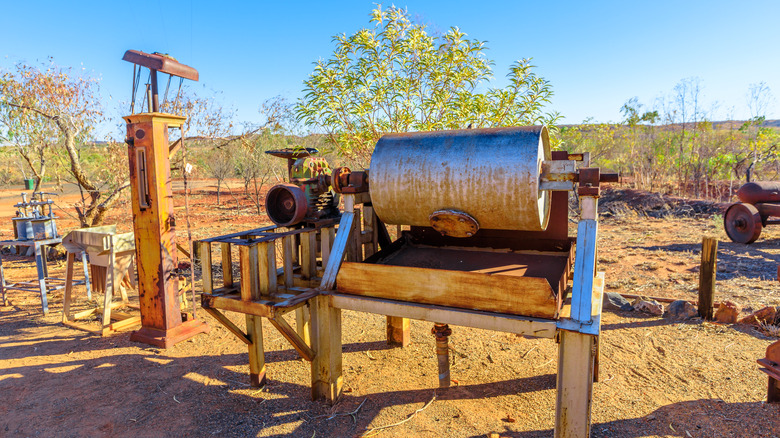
[370,126,551,232]
[432,323,452,388]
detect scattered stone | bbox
[738,306,778,326]
[633,298,664,315]
[47,245,66,260]
[603,292,633,312]
[714,300,741,324]
[664,300,698,320]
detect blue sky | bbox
[2,1,779,137]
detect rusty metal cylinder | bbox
[432,323,452,388]
[369,126,552,232]
[737,182,780,205]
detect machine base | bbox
[130,319,210,348]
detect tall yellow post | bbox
[125,112,209,347]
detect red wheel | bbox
[265,184,308,226]
[724,203,762,244]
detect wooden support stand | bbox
[61,226,141,336]
[197,193,409,390]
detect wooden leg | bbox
[296,307,311,347]
[593,335,600,383]
[0,253,6,306]
[240,244,266,387]
[770,376,780,403]
[311,294,343,403]
[62,252,76,323]
[102,250,116,332]
[283,235,294,288]
[34,243,48,314]
[246,314,266,387]
[114,254,130,304]
[555,330,596,438]
[387,316,410,347]
[200,242,213,294]
[81,251,92,300]
[221,242,233,288]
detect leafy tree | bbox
[296,5,559,165]
[0,61,127,226]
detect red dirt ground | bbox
[1,182,779,438]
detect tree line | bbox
[1,5,776,229]
[559,79,778,200]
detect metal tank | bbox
[369,125,552,232]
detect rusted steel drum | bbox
[737,182,780,205]
[369,126,552,232]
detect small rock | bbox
[633,298,664,315]
[603,292,633,312]
[738,306,778,326]
[714,300,741,324]
[664,300,698,320]
[47,245,67,260]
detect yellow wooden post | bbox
[125,113,209,348]
[555,330,596,438]
[310,294,342,403]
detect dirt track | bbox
[1,186,779,437]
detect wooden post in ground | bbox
[698,236,718,320]
[387,316,410,347]
[240,244,266,387]
[297,232,315,347]
[555,330,596,438]
[199,242,213,294]
[310,294,342,403]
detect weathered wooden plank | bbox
[204,294,275,318]
[319,210,355,291]
[555,330,596,438]
[269,315,315,361]
[336,262,559,319]
[257,241,277,297]
[301,231,317,280]
[107,315,142,332]
[571,219,597,323]
[283,235,294,288]
[329,293,557,338]
[101,247,116,330]
[199,242,213,294]
[346,207,361,262]
[221,242,233,287]
[239,245,258,302]
[61,252,76,323]
[362,205,376,258]
[203,307,251,345]
[321,227,334,269]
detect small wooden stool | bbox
[61,226,140,335]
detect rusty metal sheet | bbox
[122,50,199,81]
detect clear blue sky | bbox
[2,0,779,137]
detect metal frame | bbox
[0,237,88,314]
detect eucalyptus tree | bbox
[296,5,559,165]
